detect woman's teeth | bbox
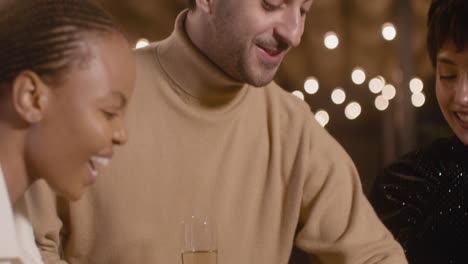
[91,156,110,167]
[456,112,468,122]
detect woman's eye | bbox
[262,0,281,11]
[439,74,457,80]
[102,110,118,120]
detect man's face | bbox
[205,0,313,87]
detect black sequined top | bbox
[370,136,468,264]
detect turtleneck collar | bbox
[156,10,249,108]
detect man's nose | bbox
[274,8,304,48]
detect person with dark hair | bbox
[0,0,135,263]
[370,0,468,263]
[29,0,406,263]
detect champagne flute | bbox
[181,216,217,264]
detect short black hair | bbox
[0,0,121,97]
[427,0,468,67]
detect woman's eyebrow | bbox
[437,56,456,65]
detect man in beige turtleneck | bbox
[26,0,408,263]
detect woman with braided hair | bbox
[0,0,135,263]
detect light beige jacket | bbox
[0,166,43,264]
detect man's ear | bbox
[11,71,50,124]
[194,0,214,14]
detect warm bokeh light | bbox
[368,76,385,94]
[351,67,366,85]
[411,92,426,107]
[382,84,396,100]
[315,110,330,127]
[331,88,346,105]
[304,77,319,95]
[375,95,389,111]
[292,90,305,100]
[345,102,362,120]
[410,78,424,94]
[324,31,339,50]
[135,38,149,49]
[382,22,397,41]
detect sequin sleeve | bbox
[369,137,468,264]
[370,150,434,251]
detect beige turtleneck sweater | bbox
[25,10,407,264]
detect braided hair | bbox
[427,0,468,67]
[0,0,121,98]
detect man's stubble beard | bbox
[212,36,280,87]
[208,12,279,87]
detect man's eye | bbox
[300,8,308,16]
[262,0,280,10]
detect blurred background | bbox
[94,0,453,194]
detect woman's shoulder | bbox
[388,136,466,176]
[419,136,466,159]
[371,136,467,200]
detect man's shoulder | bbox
[132,40,170,82]
[133,40,164,61]
[260,81,312,117]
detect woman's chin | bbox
[53,186,85,201]
[454,131,468,145]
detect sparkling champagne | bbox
[181,250,217,264]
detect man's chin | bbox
[244,69,278,87]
